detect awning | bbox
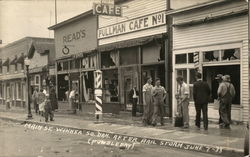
[2,58,9,66]
[173,8,248,27]
[16,54,25,64]
[10,56,17,65]
[98,34,165,52]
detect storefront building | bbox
[0,37,55,108]
[169,0,249,122]
[48,10,98,106]
[98,0,168,114]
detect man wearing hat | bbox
[212,74,223,124]
[217,75,235,129]
[44,94,54,122]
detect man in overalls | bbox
[152,78,166,126]
[217,75,235,129]
[142,77,153,126]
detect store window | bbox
[16,82,21,100]
[176,69,187,83]
[82,71,94,102]
[35,75,40,85]
[203,50,219,62]
[101,51,118,68]
[70,60,75,69]
[22,83,26,101]
[58,74,69,101]
[57,62,62,71]
[203,48,240,62]
[142,42,164,64]
[63,61,69,71]
[175,54,187,64]
[222,48,240,61]
[120,47,139,65]
[75,59,81,69]
[188,53,194,63]
[103,69,119,103]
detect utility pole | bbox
[55,0,57,24]
[165,0,172,118]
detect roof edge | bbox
[166,0,239,15]
[48,9,93,30]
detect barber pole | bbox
[193,52,202,73]
[94,70,103,123]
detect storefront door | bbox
[120,66,139,110]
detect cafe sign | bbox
[93,3,122,16]
[98,11,166,39]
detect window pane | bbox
[120,47,138,65]
[189,69,196,84]
[63,61,68,70]
[188,53,194,63]
[203,50,219,62]
[101,51,117,68]
[103,69,119,103]
[70,60,75,69]
[142,42,164,63]
[75,59,80,69]
[222,48,240,61]
[57,62,62,71]
[176,69,187,83]
[175,54,187,64]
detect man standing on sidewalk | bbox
[217,75,235,129]
[44,94,54,122]
[151,78,166,126]
[69,89,76,114]
[142,77,153,126]
[176,76,190,128]
[193,73,210,130]
[129,86,139,117]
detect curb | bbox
[0,116,244,157]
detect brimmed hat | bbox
[222,75,230,82]
[215,74,223,80]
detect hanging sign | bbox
[93,3,122,16]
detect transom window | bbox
[203,48,240,62]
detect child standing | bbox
[44,94,54,122]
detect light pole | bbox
[24,57,32,119]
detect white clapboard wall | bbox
[172,1,249,122]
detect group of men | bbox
[129,72,235,130]
[129,77,167,126]
[177,73,235,129]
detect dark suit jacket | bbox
[193,80,211,104]
[128,89,139,103]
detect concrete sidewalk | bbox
[0,106,246,157]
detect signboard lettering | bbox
[63,29,86,43]
[98,11,166,39]
[93,3,122,16]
